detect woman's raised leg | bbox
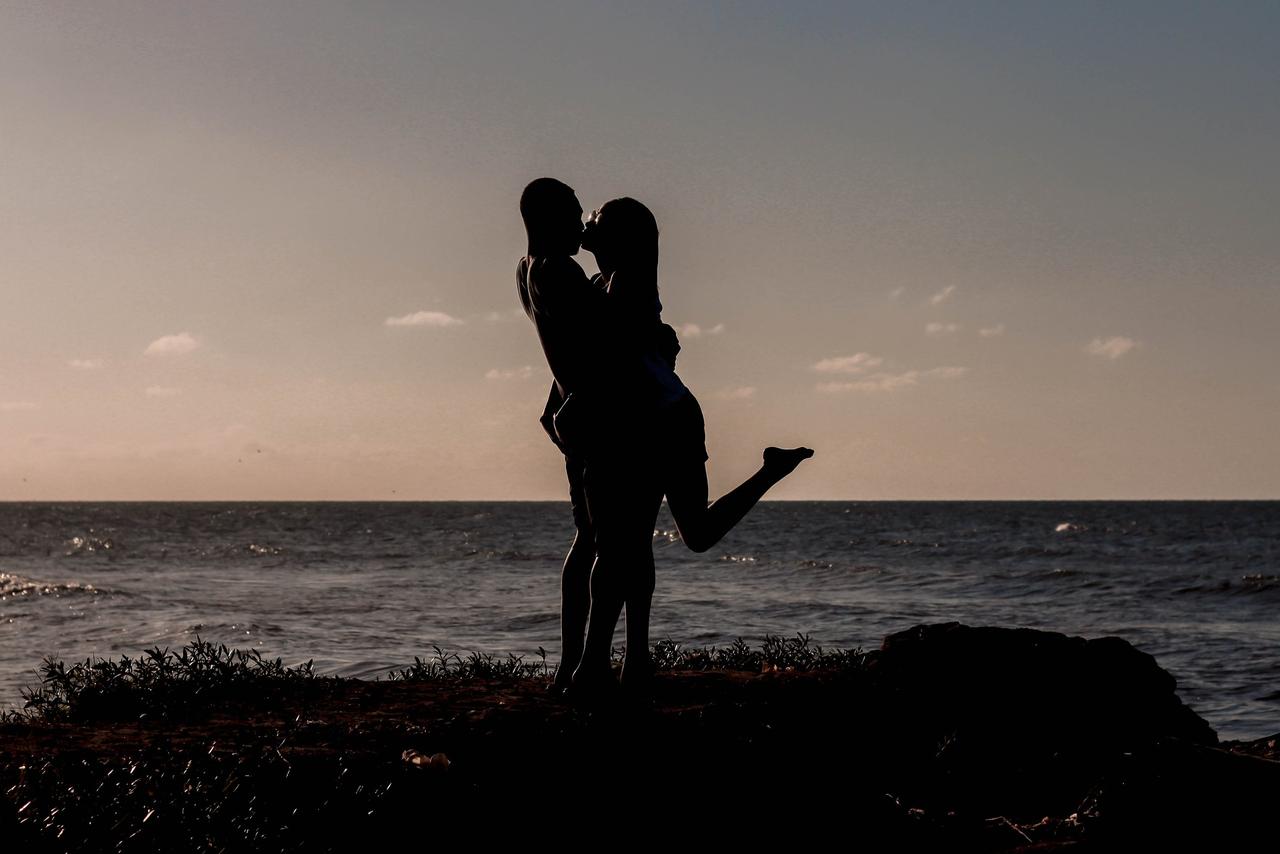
[665,447,813,553]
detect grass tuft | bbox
[6,638,321,723]
[390,633,867,682]
[388,647,550,682]
[3,634,865,721]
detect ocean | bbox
[1,501,1276,739]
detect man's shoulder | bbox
[526,254,588,283]
[523,255,594,313]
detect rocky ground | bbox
[2,623,1276,851]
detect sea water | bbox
[1,501,1276,739]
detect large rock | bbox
[865,622,1217,817]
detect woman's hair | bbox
[597,197,658,267]
[596,197,659,298]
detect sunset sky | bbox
[2,1,1277,500]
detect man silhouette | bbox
[516,177,638,695]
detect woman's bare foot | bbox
[619,657,654,698]
[763,446,814,480]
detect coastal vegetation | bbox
[2,626,1276,850]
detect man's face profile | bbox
[565,194,584,254]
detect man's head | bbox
[520,178,583,256]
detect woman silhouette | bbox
[569,197,813,695]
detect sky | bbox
[1,1,1277,500]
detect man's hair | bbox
[520,177,575,229]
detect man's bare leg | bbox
[571,550,625,695]
[553,530,593,693]
[620,552,656,695]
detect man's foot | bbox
[550,667,574,696]
[619,658,654,698]
[763,446,814,480]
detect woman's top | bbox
[602,269,690,409]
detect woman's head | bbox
[581,197,658,276]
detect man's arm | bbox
[539,382,565,451]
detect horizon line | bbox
[2,497,1277,504]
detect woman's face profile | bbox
[580,208,604,253]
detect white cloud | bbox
[145,386,182,397]
[385,311,464,328]
[144,332,199,356]
[717,385,757,400]
[1086,336,1139,360]
[1,401,39,412]
[978,324,1005,338]
[926,322,960,336]
[929,285,957,306]
[485,366,536,381]
[811,353,883,374]
[889,287,906,300]
[817,366,968,393]
[69,358,103,370]
[677,322,725,338]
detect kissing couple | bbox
[516,178,813,700]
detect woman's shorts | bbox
[657,392,709,466]
[572,392,709,534]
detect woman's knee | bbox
[673,524,714,553]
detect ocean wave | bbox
[63,534,119,555]
[0,571,112,600]
[1170,575,1280,597]
[1238,574,1280,593]
[995,545,1077,558]
[795,560,886,578]
[467,549,562,562]
[500,611,558,631]
[184,621,284,638]
[879,538,943,549]
[1055,522,1086,534]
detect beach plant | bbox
[3,635,867,719]
[636,633,867,673]
[10,638,323,723]
[388,646,548,682]
[388,634,867,683]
